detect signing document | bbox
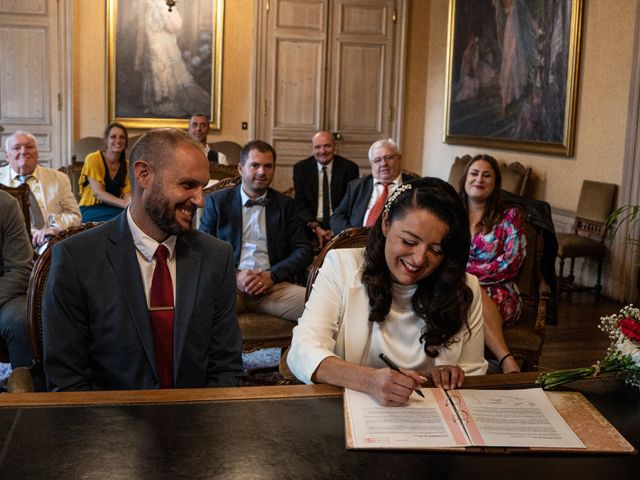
[344,388,586,450]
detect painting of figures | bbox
[444,0,583,155]
[108,0,223,129]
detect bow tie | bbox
[244,197,270,207]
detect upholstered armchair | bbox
[556,180,618,296]
[209,140,242,165]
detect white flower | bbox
[615,334,640,366]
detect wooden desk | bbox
[1,373,638,479]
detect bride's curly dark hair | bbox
[362,177,473,357]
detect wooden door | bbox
[326,0,400,166]
[0,0,67,168]
[254,0,407,191]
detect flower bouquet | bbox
[536,305,640,390]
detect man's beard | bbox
[144,181,192,236]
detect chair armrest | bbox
[534,277,551,334]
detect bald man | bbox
[293,131,359,247]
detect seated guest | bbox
[187,113,229,165]
[460,154,526,373]
[43,128,243,391]
[78,122,132,222]
[293,131,359,248]
[1,131,81,249]
[288,178,488,406]
[330,138,415,234]
[199,140,313,322]
[0,191,34,369]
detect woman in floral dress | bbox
[459,154,526,373]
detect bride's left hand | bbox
[423,365,465,390]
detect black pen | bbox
[378,353,425,398]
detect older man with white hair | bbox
[330,138,417,234]
[1,131,81,248]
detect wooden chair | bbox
[0,184,32,364]
[209,163,238,181]
[279,227,370,382]
[0,183,31,241]
[71,136,103,164]
[305,227,370,300]
[502,203,550,371]
[58,160,84,202]
[556,180,618,296]
[25,223,102,383]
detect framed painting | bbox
[107,0,224,129]
[444,0,583,156]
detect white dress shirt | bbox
[204,144,229,166]
[127,207,177,307]
[316,161,333,222]
[362,173,403,226]
[238,188,270,271]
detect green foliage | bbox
[607,205,640,262]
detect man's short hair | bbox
[4,130,38,152]
[129,128,204,185]
[239,140,277,165]
[189,113,210,122]
[368,138,400,162]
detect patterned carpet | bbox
[0,363,10,382]
[0,348,283,388]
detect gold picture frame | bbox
[107,0,224,130]
[443,0,583,156]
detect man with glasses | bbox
[330,139,416,233]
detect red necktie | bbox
[150,245,174,388]
[365,182,390,227]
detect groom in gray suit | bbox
[43,128,243,391]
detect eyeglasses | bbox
[371,154,399,164]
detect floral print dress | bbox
[467,207,527,327]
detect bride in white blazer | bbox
[288,178,488,406]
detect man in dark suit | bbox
[199,140,313,322]
[293,131,359,247]
[43,129,243,391]
[187,113,228,165]
[0,190,33,369]
[330,139,417,233]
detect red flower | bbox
[619,318,640,342]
